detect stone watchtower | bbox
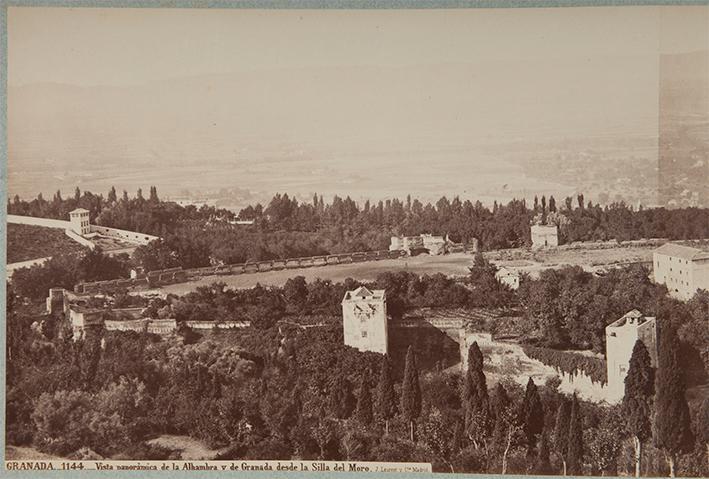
[531,224,559,249]
[605,310,658,403]
[342,287,388,354]
[69,208,91,236]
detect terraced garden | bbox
[7,223,87,263]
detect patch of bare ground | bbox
[146,435,226,460]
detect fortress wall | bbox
[7,257,52,278]
[64,229,96,250]
[8,214,72,230]
[89,225,159,245]
[184,320,250,329]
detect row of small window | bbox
[668,277,690,286]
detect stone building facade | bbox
[530,224,559,249]
[605,310,658,403]
[342,287,388,354]
[653,242,709,301]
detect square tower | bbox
[342,287,388,354]
[531,224,559,249]
[605,310,657,403]
[69,208,91,236]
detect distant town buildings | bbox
[495,267,520,290]
[530,224,559,249]
[342,286,388,354]
[653,243,709,301]
[605,310,658,403]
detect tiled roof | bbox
[655,243,709,261]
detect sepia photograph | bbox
[3,3,709,476]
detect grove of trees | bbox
[9,187,709,271]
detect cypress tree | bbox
[566,393,584,475]
[553,398,571,475]
[654,323,694,477]
[623,339,654,477]
[329,375,355,420]
[462,342,490,448]
[697,397,709,468]
[375,355,397,434]
[492,382,511,420]
[450,419,464,455]
[519,377,544,452]
[355,373,373,426]
[108,186,117,203]
[490,382,519,474]
[400,345,421,441]
[534,432,553,475]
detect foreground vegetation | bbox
[6,186,709,473]
[7,256,709,475]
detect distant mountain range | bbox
[8,55,664,203]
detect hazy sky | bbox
[6,6,709,203]
[9,6,708,87]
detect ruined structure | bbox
[530,224,559,249]
[46,288,245,340]
[605,310,658,403]
[653,242,709,301]
[342,287,388,354]
[389,234,447,255]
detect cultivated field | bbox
[160,253,475,295]
[160,241,659,295]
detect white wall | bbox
[89,225,159,245]
[64,229,96,250]
[655,252,709,301]
[8,214,71,230]
[6,257,51,278]
[342,298,388,354]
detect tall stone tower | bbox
[69,208,91,236]
[605,310,658,403]
[342,287,388,354]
